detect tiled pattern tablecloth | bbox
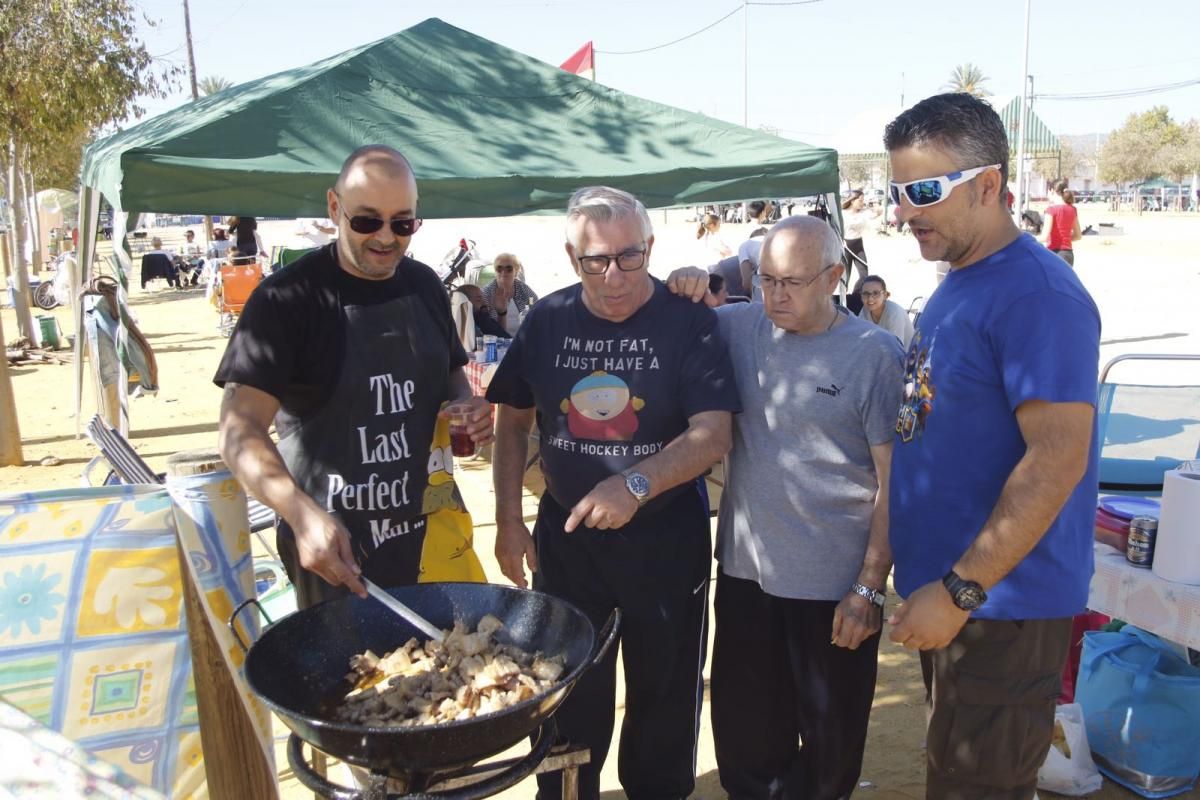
[1088,543,1200,649]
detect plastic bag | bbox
[1037,703,1103,795]
[1077,626,1200,798]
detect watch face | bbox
[626,473,650,498]
[956,585,986,610]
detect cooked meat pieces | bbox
[336,613,566,727]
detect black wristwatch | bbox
[942,570,987,611]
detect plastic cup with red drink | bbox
[446,403,477,457]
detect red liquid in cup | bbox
[450,429,476,457]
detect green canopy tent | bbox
[80,17,836,218]
[75,16,840,431]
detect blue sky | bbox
[133,0,1199,147]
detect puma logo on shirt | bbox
[816,383,841,397]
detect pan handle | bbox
[228,598,273,653]
[589,608,621,668]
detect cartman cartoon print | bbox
[560,370,645,441]
[896,330,936,444]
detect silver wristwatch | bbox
[850,582,886,609]
[622,470,651,506]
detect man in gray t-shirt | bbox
[678,216,903,800]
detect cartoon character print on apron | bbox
[277,292,454,587]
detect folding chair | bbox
[1096,354,1200,496]
[84,414,279,556]
[216,259,264,336]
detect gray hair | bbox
[764,216,843,268]
[883,93,1010,189]
[565,186,653,249]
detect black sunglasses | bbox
[340,209,422,237]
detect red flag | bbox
[560,42,595,81]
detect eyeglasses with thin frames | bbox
[860,289,885,299]
[576,248,647,275]
[759,262,837,292]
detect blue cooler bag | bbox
[1076,626,1200,798]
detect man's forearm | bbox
[629,411,731,501]
[218,418,318,528]
[447,368,473,402]
[856,442,893,590]
[493,406,534,524]
[956,446,1087,590]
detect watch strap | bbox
[850,582,885,609]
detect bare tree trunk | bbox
[21,166,41,274]
[6,140,35,342]
[0,309,24,465]
[1,232,10,280]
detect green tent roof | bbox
[82,18,837,217]
[996,96,1061,158]
[835,97,1060,161]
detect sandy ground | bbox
[2,208,1199,799]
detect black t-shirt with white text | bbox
[213,243,467,436]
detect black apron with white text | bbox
[276,294,448,591]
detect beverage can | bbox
[483,335,497,362]
[1126,515,1158,567]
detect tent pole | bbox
[1013,0,1032,219]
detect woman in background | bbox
[1043,180,1081,266]
[482,252,539,336]
[696,213,734,261]
[857,275,913,349]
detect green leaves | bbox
[0,0,180,182]
[1100,107,1200,185]
[944,63,991,98]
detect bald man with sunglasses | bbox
[885,93,1100,800]
[215,145,492,608]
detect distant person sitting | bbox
[857,275,914,349]
[180,229,205,286]
[140,237,181,289]
[482,253,538,336]
[456,285,512,339]
[708,272,728,306]
[739,227,768,302]
[208,228,232,260]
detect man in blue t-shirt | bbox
[885,93,1101,800]
[487,186,739,800]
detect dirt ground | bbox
[2,208,1199,799]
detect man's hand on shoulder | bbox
[665,266,717,306]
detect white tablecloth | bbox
[1088,543,1200,650]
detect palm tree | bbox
[944,64,991,98]
[198,75,233,96]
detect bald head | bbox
[761,215,843,269]
[334,145,417,195]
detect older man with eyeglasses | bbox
[885,93,1100,800]
[486,185,739,800]
[669,214,904,799]
[214,145,491,609]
